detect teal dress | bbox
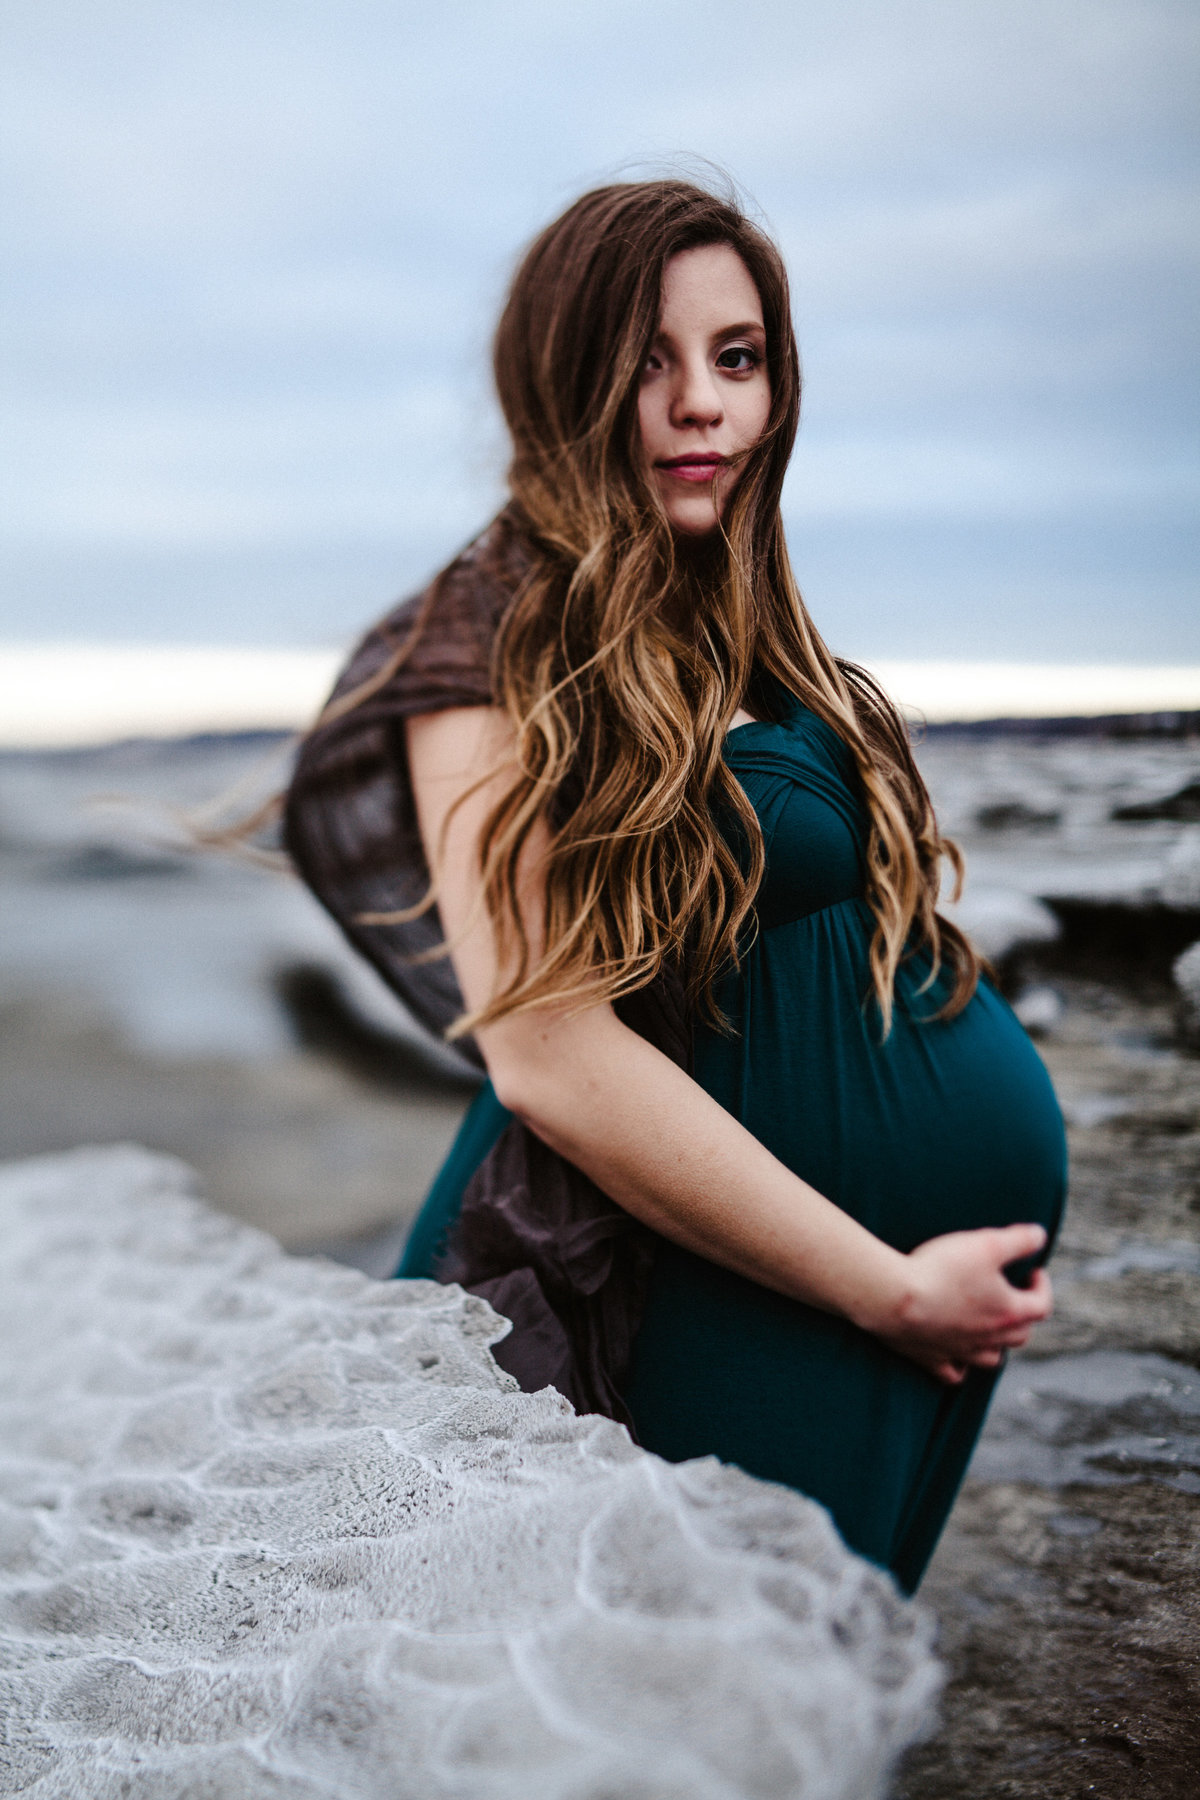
[399,695,1067,1593]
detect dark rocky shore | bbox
[896,969,1200,1796]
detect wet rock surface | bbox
[895,977,1200,1798]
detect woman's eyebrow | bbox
[711,319,766,340]
[651,318,767,351]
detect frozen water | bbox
[0,1146,940,1800]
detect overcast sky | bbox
[1,0,1196,661]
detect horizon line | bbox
[2,642,1200,748]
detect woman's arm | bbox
[407,705,1051,1384]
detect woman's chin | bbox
[663,501,723,540]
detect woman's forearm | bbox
[483,1005,909,1335]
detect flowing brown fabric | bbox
[284,508,688,1427]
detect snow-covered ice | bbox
[0,1146,939,1800]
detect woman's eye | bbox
[716,345,760,373]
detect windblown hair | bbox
[396,179,979,1037]
[447,178,980,1038]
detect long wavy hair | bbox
[413,179,977,1037]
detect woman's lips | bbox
[656,455,727,484]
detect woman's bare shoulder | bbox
[406,706,515,795]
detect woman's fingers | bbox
[996,1265,1053,1327]
[993,1221,1048,1268]
[1022,1266,1054,1315]
[891,1221,1056,1375]
[993,1324,1034,1348]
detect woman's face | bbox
[638,242,771,538]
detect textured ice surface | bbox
[0,1146,939,1800]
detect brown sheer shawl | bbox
[284,509,689,1427]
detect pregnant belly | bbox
[695,899,1068,1252]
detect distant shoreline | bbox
[919,708,1200,740]
[3,708,1200,762]
[4,643,1200,749]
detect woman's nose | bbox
[670,359,723,428]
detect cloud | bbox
[0,0,1196,653]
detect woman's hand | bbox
[872,1223,1053,1385]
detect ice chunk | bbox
[1012,984,1066,1037]
[1162,831,1200,908]
[941,885,1061,962]
[0,1145,939,1799]
[1173,938,1200,1048]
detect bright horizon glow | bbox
[0,646,344,747]
[3,644,1200,748]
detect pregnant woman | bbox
[287,178,1066,1594]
